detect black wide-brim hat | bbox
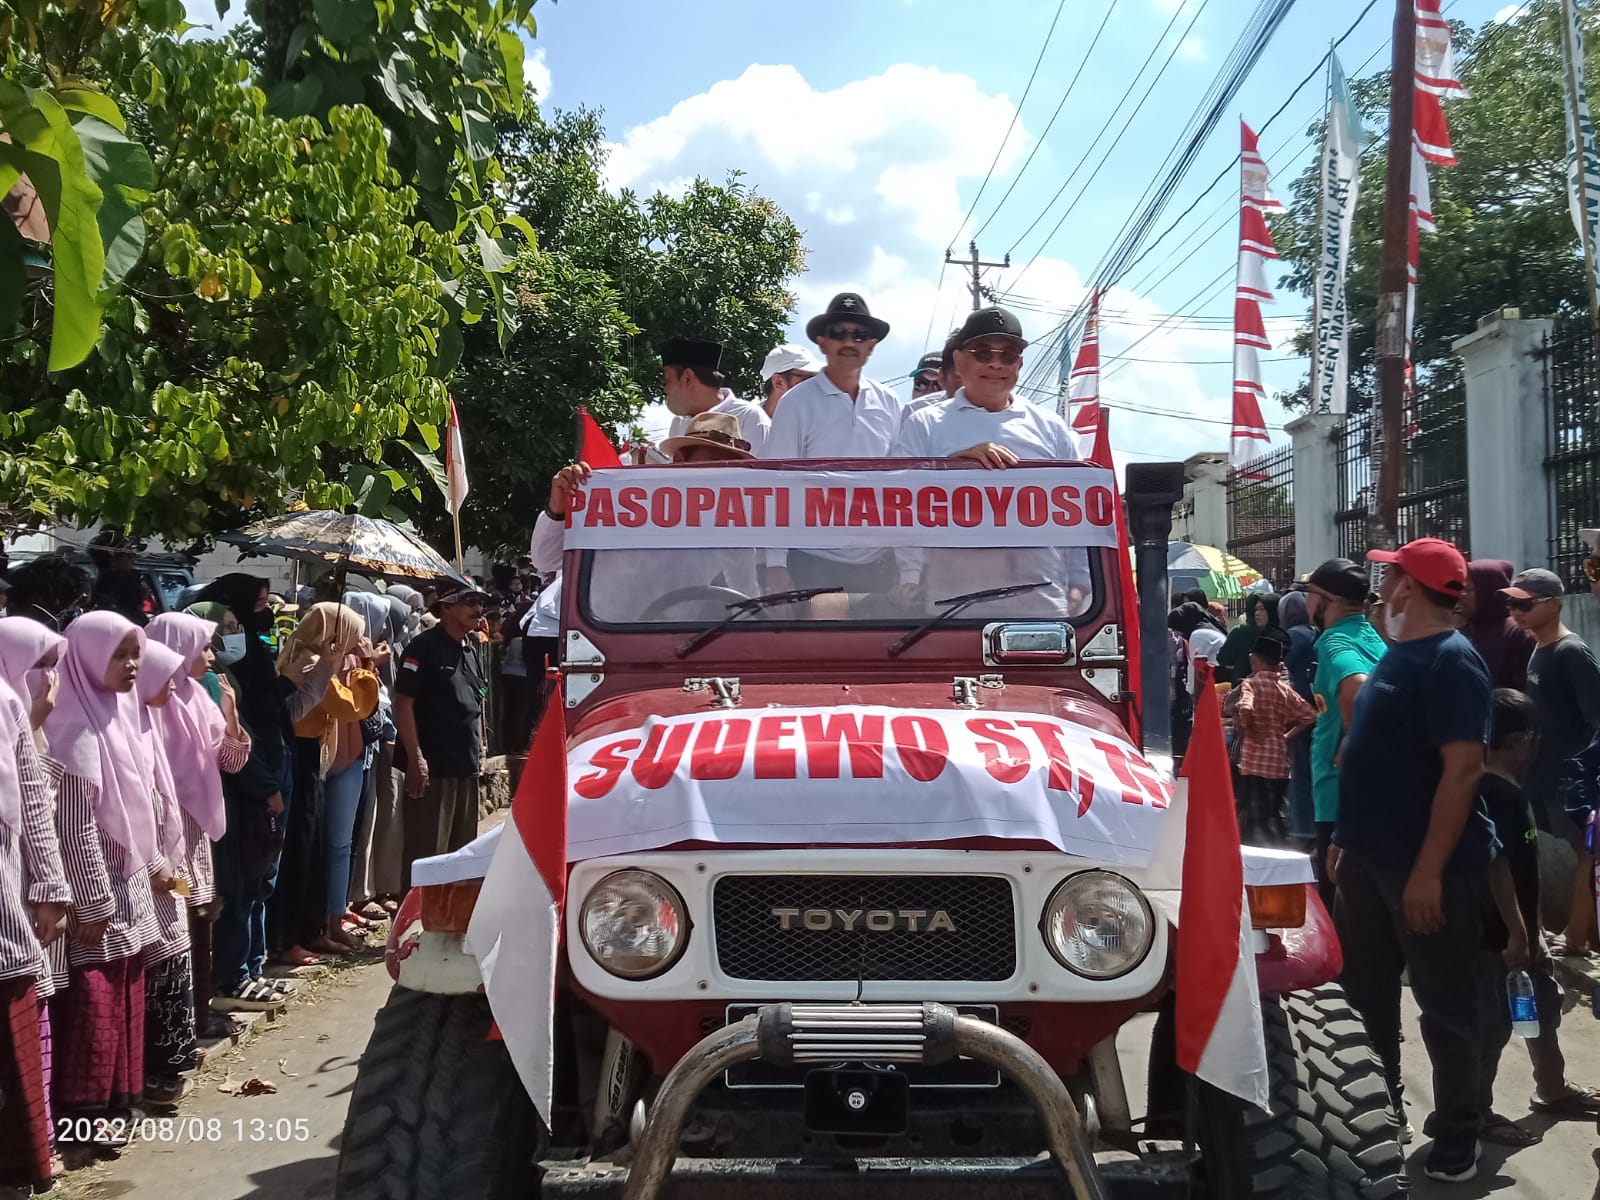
[805,292,890,343]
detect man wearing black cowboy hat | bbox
[660,336,769,456]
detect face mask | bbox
[1383,604,1406,642]
[215,633,249,666]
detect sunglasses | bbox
[1584,556,1600,583]
[912,373,940,394]
[824,325,874,343]
[1506,596,1555,613]
[962,345,1022,365]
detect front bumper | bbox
[593,1002,1118,1200]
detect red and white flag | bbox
[445,397,470,516]
[464,681,569,1125]
[1231,121,1278,469]
[1065,291,1103,458]
[1176,660,1268,1108]
[1404,0,1461,397]
[578,405,624,469]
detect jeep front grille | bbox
[711,874,1017,982]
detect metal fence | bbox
[1226,444,1296,589]
[1543,318,1600,586]
[1332,368,1471,558]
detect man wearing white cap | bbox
[759,343,820,418]
[661,336,769,456]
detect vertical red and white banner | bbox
[1230,121,1279,469]
[1066,290,1103,459]
[445,397,470,516]
[1407,0,1462,401]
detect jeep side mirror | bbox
[1124,463,1186,758]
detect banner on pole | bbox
[1231,121,1279,469]
[1564,0,1600,291]
[1313,53,1365,415]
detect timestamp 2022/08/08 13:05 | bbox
[55,1116,315,1145]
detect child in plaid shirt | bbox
[1235,637,1316,845]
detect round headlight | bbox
[580,870,690,979]
[1041,871,1154,979]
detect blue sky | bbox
[188,0,1523,467]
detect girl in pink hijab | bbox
[135,641,198,1107]
[0,622,72,1189]
[145,613,250,1046]
[41,612,162,1121]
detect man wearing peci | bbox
[661,336,770,457]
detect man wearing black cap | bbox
[905,350,944,412]
[660,336,769,456]
[1304,557,1385,903]
[394,582,492,886]
[764,292,903,594]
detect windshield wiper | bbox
[676,587,845,658]
[886,580,1053,658]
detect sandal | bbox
[342,912,375,932]
[212,979,281,1011]
[1547,934,1597,958]
[358,901,388,921]
[1531,1084,1600,1117]
[266,977,298,996]
[276,945,325,968]
[380,897,400,915]
[143,1075,191,1110]
[1480,1115,1542,1146]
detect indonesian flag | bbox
[578,406,624,469]
[464,681,569,1125]
[1066,291,1102,458]
[1231,121,1277,469]
[445,397,470,516]
[1177,660,1268,1108]
[1414,0,1462,166]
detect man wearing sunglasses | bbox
[892,306,1087,615]
[1503,566,1600,957]
[764,292,904,593]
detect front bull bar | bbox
[620,1002,1110,1200]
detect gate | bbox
[1544,318,1600,585]
[1227,445,1295,589]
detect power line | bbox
[945,0,1071,249]
[971,0,1125,242]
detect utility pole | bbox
[946,240,1011,310]
[1372,0,1415,549]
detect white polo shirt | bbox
[668,390,770,456]
[893,389,1079,460]
[765,370,904,460]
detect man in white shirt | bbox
[765,292,904,593]
[892,305,1089,615]
[903,332,964,419]
[759,343,821,419]
[662,336,770,456]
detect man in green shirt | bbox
[1306,557,1386,905]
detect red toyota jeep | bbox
[337,459,1404,1200]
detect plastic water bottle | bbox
[1507,970,1539,1038]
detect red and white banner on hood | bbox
[564,705,1174,867]
[563,466,1120,552]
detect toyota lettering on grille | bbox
[770,907,957,933]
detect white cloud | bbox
[1493,3,1531,21]
[601,60,1274,462]
[524,46,552,102]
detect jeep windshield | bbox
[565,460,1116,629]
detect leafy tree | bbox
[1274,0,1591,407]
[2,33,455,538]
[446,108,805,554]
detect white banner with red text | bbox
[562,466,1120,551]
[563,705,1174,868]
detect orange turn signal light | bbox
[419,880,483,934]
[1246,883,1307,931]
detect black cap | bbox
[1250,635,1284,665]
[955,305,1027,348]
[805,292,891,342]
[658,336,724,372]
[1307,557,1370,602]
[912,351,942,376]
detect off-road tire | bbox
[336,986,547,1200]
[1198,982,1408,1198]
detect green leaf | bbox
[56,88,127,133]
[461,105,496,160]
[498,31,527,98]
[72,115,155,290]
[313,0,380,45]
[399,440,449,499]
[500,213,537,246]
[285,22,316,70]
[475,226,514,274]
[433,312,464,376]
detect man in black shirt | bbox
[1506,567,1600,956]
[395,582,489,887]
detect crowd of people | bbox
[1171,534,1600,1182]
[0,556,501,1193]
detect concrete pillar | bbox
[1454,316,1553,569]
[1172,453,1229,548]
[1288,412,1339,575]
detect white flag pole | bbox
[1562,0,1600,354]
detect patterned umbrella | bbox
[1167,542,1263,602]
[219,511,468,586]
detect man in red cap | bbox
[1330,537,1495,1182]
